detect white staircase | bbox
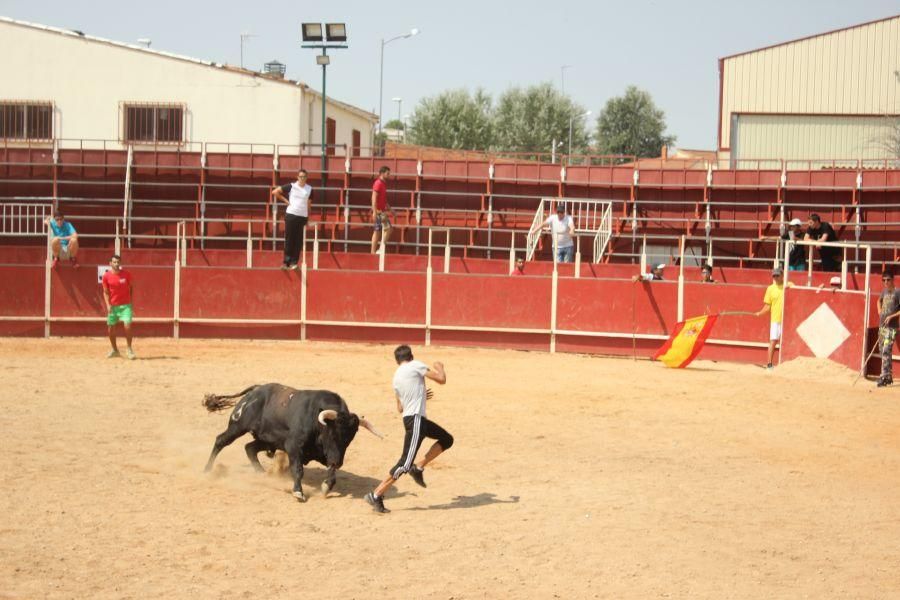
[525,197,613,262]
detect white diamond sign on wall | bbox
[794,303,851,358]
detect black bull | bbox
[202,384,381,502]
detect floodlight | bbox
[301,23,323,42]
[325,23,347,42]
[316,55,331,66]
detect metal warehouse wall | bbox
[733,114,899,162]
[719,15,900,155]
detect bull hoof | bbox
[292,490,307,502]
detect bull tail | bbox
[202,385,259,413]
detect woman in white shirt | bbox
[271,169,313,270]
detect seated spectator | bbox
[45,213,79,268]
[510,256,526,276]
[700,264,716,283]
[632,263,665,282]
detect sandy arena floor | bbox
[0,337,898,599]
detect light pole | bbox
[302,23,348,182]
[568,110,592,164]
[560,65,573,95]
[379,28,419,133]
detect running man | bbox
[365,345,453,514]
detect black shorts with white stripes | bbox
[390,415,453,479]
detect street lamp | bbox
[568,110,592,164]
[379,28,419,133]
[302,23,348,182]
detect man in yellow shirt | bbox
[756,267,792,369]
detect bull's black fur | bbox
[203,383,363,502]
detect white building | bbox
[718,14,900,165]
[0,16,377,155]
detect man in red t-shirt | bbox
[370,165,394,254]
[101,254,136,359]
[510,256,526,276]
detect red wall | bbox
[0,246,875,369]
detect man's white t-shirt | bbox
[393,360,429,417]
[543,214,574,248]
[285,182,312,217]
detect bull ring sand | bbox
[1,337,898,599]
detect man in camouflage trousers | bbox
[876,272,900,387]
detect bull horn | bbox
[317,409,338,425]
[359,416,384,439]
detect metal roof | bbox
[720,13,900,61]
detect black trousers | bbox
[820,251,840,272]
[283,214,308,266]
[390,415,454,479]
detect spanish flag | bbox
[653,314,718,368]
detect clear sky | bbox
[2,0,897,149]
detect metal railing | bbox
[593,203,613,264]
[0,202,53,234]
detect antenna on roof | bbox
[240,32,257,68]
[137,38,152,48]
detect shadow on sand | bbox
[273,467,412,501]
[403,493,520,511]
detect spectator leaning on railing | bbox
[804,213,840,272]
[632,263,665,283]
[44,213,79,269]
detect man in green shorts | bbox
[101,254,136,359]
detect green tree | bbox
[384,119,405,130]
[493,83,590,156]
[407,89,494,150]
[594,85,675,158]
